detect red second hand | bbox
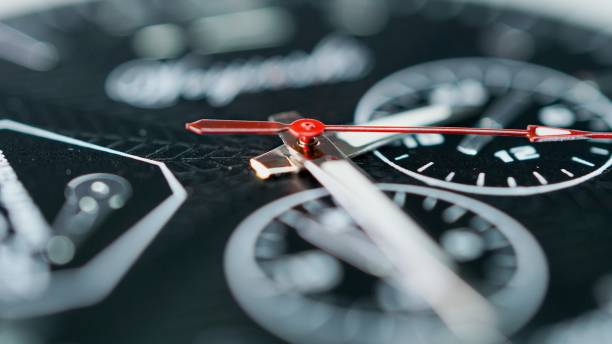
[185,118,612,143]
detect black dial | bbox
[0,1,612,344]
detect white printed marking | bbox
[572,156,595,167]
[532,171,548,185]
[561,169,574,177]
[403,136,418,149]
[394,154,409,161]
[445,172,455,182]
[590,147,610,156]
[393,192,406,207]
[106,34,371,109]
[442,205,467,223]
[188,8,293,55]
[0,119,187,312]
[417,162,434,173]
[422,197,438,211]
[538,105,575,127]
[476,173,485,187]
[507,177,517,187]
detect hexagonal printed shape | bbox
[0,120,186,318]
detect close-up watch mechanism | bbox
[3,0,612,343]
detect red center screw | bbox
[289,118,326,144]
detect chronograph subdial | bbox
[355,58,612,195]
[224,184,548,344]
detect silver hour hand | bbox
[457,91,531,156]
[304,157,500,343]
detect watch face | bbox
[2,0,612,343]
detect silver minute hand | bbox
[304,151,500,343]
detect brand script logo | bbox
[105,35,372,109]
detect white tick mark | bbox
[476,173,485,187]
[507,177,517,187]
[590,147,610,156]
[572,156,595,167]
[561,169,574,177]
[394,154,409,161]
[422,197,438,211]
[532,171,548,185]
[445,172,455,182]
[442,205,467,223]
[417,162,434,173]
[393,192,406,207]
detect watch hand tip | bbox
[250,158,272,179]
[185,120,202,135]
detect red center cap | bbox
[289,119,325,142]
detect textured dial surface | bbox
[1,1,612,343]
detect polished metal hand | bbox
[184,105,583,341]
[290,137,502,343]
[187,112,507,342]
